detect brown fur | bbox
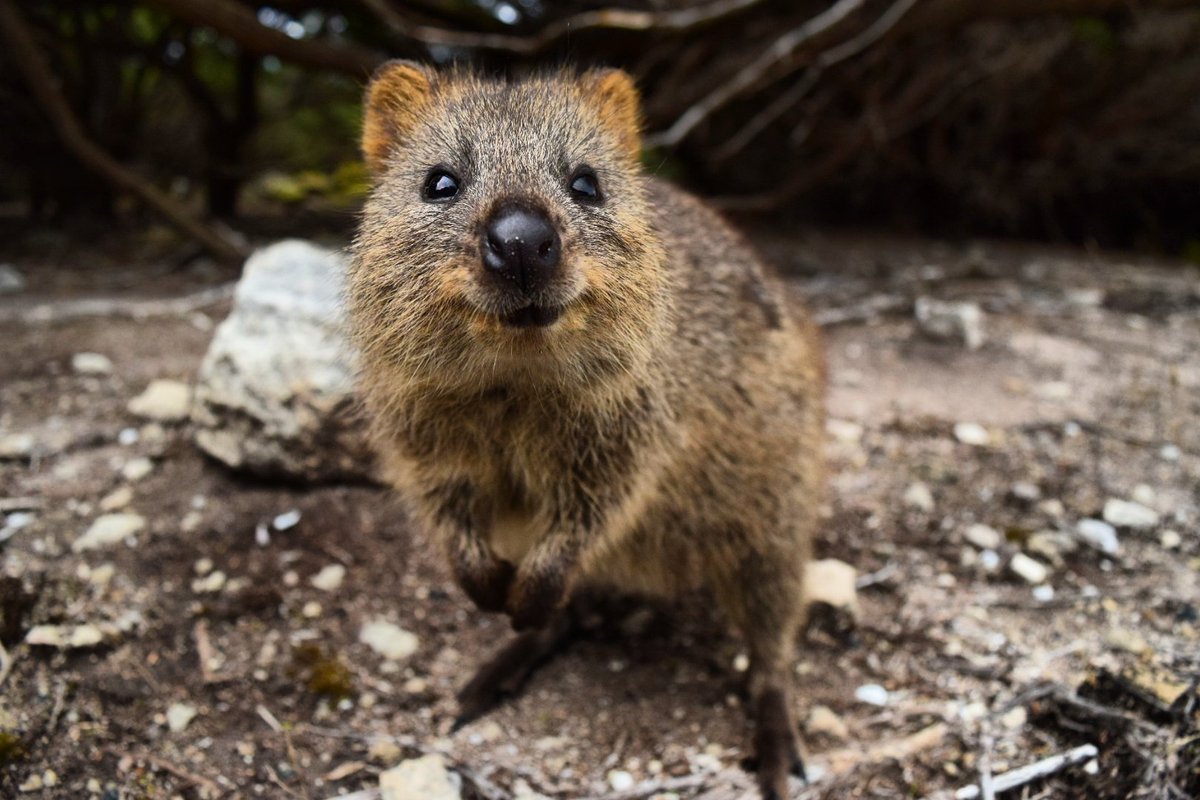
[348,63,826,799]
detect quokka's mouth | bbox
[501,304,563,328]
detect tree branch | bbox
[0,0,248,263]
[144,0,381,76]
[360,0,768,55]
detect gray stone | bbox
[191,241,377,482]
[0,264,25,294]
[914,297,985,350]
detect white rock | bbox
[1160,530,1182,549]
[804,558,858,616]
[0,432,35,459]
[1,511,35,543]
[806,705,849,740]
[190,241,378,482]
[121,457,154,482]
[273,509,301,531]
[360,620,419,661]
[310,564,346,592]
[1000,706,1028,729]
[963,524,1001,550]
[1010,482,1041,502]
[71,352,113,375]
[1131,484,1157,507]
[128,379,192,422]
[1077,518,1120,554]
[166,703,198,732]
[73,513,145,552]
[954,422,990,446]
[1009,553,1049,584]
[1102,499,1159,530]
[903,482,934,512]
[1027,530,1077,563]
[99,486,133,511]
[0,263,25,294]
[191,571,227,593]
[25,624,104,649]
[379,754,460,800]
[607,770,635,792]
[854,683,889,706]
[1032,584,1055,602]
[978,549,1001,571]
[914,297,985,349]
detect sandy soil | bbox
[0,230,1196,799]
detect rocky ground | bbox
[0,230,1197,799]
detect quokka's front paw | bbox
[505,563,567,631]
[454,553,516,613]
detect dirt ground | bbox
[0,229,1197,799]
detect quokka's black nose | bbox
[482,204,561,293]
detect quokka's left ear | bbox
[580,68,642,161]
[362,60,436,177]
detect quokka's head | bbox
[350,63,668,389]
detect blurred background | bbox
[2,0,1199,266]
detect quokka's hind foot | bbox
[453,613,573,731]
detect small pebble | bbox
[903,482,934,512]
[121,457,154,482]
[98,486,133,512]
[273,509,302,531]
[117,427,140,446]
[1010,482,1041,502]
[1077,518,1120,554]
[73,513,145,552]
[854,683,889,706]
[827,418,863,445]
[954,422,990,446]
[607,770,635,792]
[1103,498,1159,530]
[1032,585,1055,602]
[166,703,198,733]
[1009,552,1049,584]
[310,564,346,592]
[1160,530,1182,549]
[127,379,192,422]
[360,620,419,661]
[978,549,1001,571]
[1000,706,1027,729]
[72,352,113,375]
[191,571,226,593]
[964,523,1001,550]
[302,601,322,618]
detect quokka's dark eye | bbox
[423,169,460,202]
[569,168,601,204]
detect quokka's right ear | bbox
[362,60,435,177]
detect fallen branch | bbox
[0,283,235,325]
[954,743,1099,799]
[0,1,247,264]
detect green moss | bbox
[0,731,27,763]
[292,643,355,700]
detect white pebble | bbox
[73,513,145,552]
[1102,498,1159,530]
[310,564,345,592]
[1032,584,1055,602]
[978,549,1001,571]
[903,482,935,512]
[1077,518,1120,554]
[854,683,889,706]
[1160,530,1182,549]
[166,703,198,733]
[954,422,990,446]
[607,770,635,792]
[360,620,419,661]
[1009,553,1049,584]
[273,509,302,531]
[71,352,113,375]
[121,456,154,482]
[964,523,1002,550]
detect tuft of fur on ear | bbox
[362,60,435,177]
[581,68,642,161]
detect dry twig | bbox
[954,743,1099,799]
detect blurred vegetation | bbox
[1,0,1199,257]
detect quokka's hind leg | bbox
[453,603,577,730]
[719,551,808,800]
